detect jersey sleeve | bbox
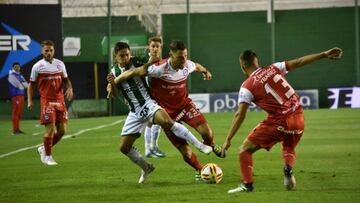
[147,64,162,78]
[29,64,38,82]
[186,60,196,73]
[60,61,68,78]
[238,87,254,104]
[272,61,288,75]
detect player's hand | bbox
[148,54,160,64]
[27,101,33,111]
[202,70,212,80]
[324,47,342,60]
[106,83,113,99]
[107,73,115,84]
[65,87,73,101]
[221,140,231,157]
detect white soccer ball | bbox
[200,163,223,184]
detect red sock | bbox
[52,133,63,146]
[202,137,214,147]
[43,136,52,156]
[239,150,253,183]
[183,152,203,171]
[282,150,296,167]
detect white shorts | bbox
[121,100,162,136]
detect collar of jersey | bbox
[249,67,262,77]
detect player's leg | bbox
[150,124,165,157]
[228,120,279,193]
[228,139,260,193]
[153,109,212,154]
[37,105,58,165]
[193,123,224,157]
[11,96,20,134]
[144,122,156,157]
[52,105,69,146]
[121,112,155,183]
[121,135,155,183]
[180,102,223,157]
[53,122,67,146]
[282,110,304,190]
[39,123,58,165]
[17,95,25,133]
[165,130,204,180]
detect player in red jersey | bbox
[27,40,73,166]
[223,47,342,193]
[119,40,224,179]
[148,41,224,178]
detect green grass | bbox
[0,109,360,203]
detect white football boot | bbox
[138,164,155,184]
[199,144,212,155]
[44,155,58,166]
[37,146,46,164]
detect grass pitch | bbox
[0,108,359,203]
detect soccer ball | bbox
[200,163,223,184]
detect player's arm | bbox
[27,82,35,110]
[113,56,160,84]
[194,63,212,80]
[287,47,342,71]
[221,102,249,156]
[63,78,73,101]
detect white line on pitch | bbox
[0,119,124,159]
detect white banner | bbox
[63,37,81,56]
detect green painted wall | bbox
[60,7,358,108]
[62,16,149,62]
[162,7,358,107]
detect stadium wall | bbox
[162,7,357,108]
[60,7,357,108]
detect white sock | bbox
[170,122,203,149]
[144,126,152,154]
[151,124,161,150]
[126,147,151,170]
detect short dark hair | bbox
[114,41,130,54]
[240,50,257,68]
[12,62,20,67]
[41,40,55,47]
[169,40,186,52]
[148,36,162,45]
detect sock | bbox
[202,134,214,147]
[43,136,52,156]
[52,133,63,146]
[282,150,296,167]
[151,124,161,150]
[126,147,151,170]
[239,150,253,184]
[170,122,203,150]
[144,127,152,154]
[183,152,203,171]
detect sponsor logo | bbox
[0,22,41,79]
[328,87,360,109]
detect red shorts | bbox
[166,101,207,148]
[247,109,304,151]
[40,101,68,125]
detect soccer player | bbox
[113,40,224,180]
[222,47,343,193]
[107,41,212,184]
[143,36,165,158]
[8,62,28,135]
[27,40,73,166]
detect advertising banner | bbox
[190,89,319,113]
[0,4,62,99]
